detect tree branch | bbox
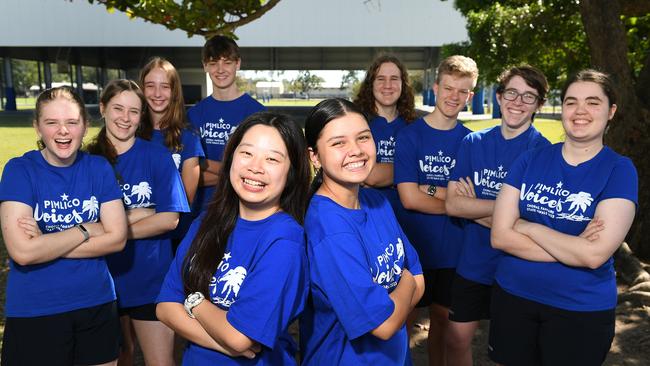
[618,0,650,17]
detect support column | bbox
[472,87,485,114]
[75,64,84,99]
[43,62,52,89]
[3,58,17,111]
[492,88,501,118]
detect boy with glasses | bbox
[444,65,551,366]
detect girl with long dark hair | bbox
[300,98,424,365]
[156,112,311,364]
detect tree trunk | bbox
[579,0,650,259]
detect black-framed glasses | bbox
[502,89,540,105]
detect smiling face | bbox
[143,67,171,117]
[230,124,291,220]
[101,91,143,145]
[310,112,376,192]
[34,98,87,167]
[204,57,240,92]
[497,75,541,135]
[373,62,402,110]
[561,81,616,144]
[433,73,475,119]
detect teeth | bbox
[243,178,264,186]
[55,139,71,143]
[346,161,364,169]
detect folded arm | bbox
[490,184,557,262]
[397,182,447,214]
[371,269,417,340]
[199,159,221,187]
[156,302,258,358]
[514,198,635,269]
[364,162,394,188]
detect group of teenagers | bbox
[0,34,638,366]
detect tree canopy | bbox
[442,0,650,90]
[86,0,281,38]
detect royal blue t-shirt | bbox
[393,118,471,269]
[452,125,550,284]
[150,128,204,240]
[150,128,205,172]
[0,150,121,317]
[300,188,422,366]
[496,144,638,311]
[188,93,265,213]
[369,115,408,213]
[157,211,308,365]
[105,138,189,308]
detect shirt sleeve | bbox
[227,238,308,349]
[181,129,206,161]
[394,128,419,184]
[504,151,531,190]
[152,150,190,213]
[310,232,394,340]
[600,157,638,206]
[96,157,123,204]
[449,136,472,182]
[0,159,34,206]
[399,224,423,276]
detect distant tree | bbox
[290,71,324,98]
[340,70,360,90]
[85,0,281,38]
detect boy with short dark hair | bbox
[189,35,266,212]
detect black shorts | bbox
[416,268,456,308]
[1,301,120,366]
[488,284,615,366]
[448,273,492,322]
[118,302,158,321]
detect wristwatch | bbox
[76,224,90,242]
[184,292,205,319]
[427,185,437,197]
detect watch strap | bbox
[76,224,90,242]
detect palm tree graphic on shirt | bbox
[218,266,247,300]
[81,196,99,221]
[131,182,152,204]
[562,191,594,221]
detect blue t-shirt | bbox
[157,211,308,365]
[150,128,205,240]
[0,150,121,317]
[369,115,408,213]
[188,93,265,213]
[105,138,189,308]
[452,125,550,284]
[393,118,471,269]
[150,128,205,172]
[496,144,638,311]
[300,189,422,366]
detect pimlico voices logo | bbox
[473,165,508,197]
[200,118,238,144]
[34,193,99,231]
[520,181,594,222]
[419,150,456,179]
[372,237,406,290]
